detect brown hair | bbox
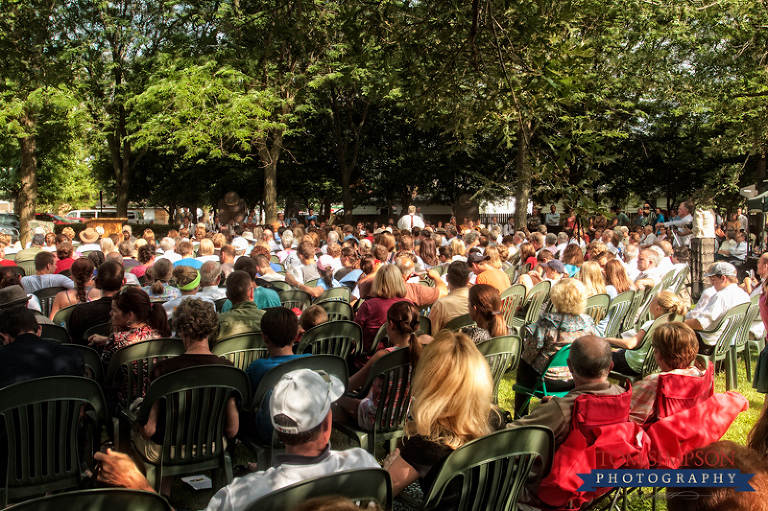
[468,284,506,338]
[652,322,697,369]
[71,257,95,303]
[604,259,634,294]
[387,300,423,367]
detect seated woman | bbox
[604,259,635,299]
[578,261,606,297]
[353,264,407,355]
[460,284,508,344]
[335,301,426,431]
[515,278,596,416]
[629,322,706,424]
[55,241,76,274]
[141,258,181,302]
[130,244,156,279]
[49,257,100,320]
[132,298,237,496]
[560,244,583,278]
[606,290,687,377]
[90,287,171,404]
[384,330,499,502]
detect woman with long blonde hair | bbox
[385,331,495,497]
[579,261,607,296]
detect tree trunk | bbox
[513,122,531,229]
[259,130,283,225]
[17,115,37,247]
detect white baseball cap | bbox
[270,369,344,434]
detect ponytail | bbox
[408,331,422,368]
[148,302,171,337]
[488,312,507,338]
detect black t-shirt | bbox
[400,435,459,510]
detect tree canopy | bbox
[1,0,768,227]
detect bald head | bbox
[569,336,612,381]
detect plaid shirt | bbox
[629,366,706,425]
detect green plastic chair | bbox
[4,489,172,511]
[269,281,292,293]
[477,335,521,404]
[737,294,761,380]
[609,313,684,385]
[621,286,646,333]
[241,355,348,467]
[397,427,555,511]
[296,320,362,360]
[17,260,36,277]
[314,287,351,303]
[245,469,392,511]
[671,265,690,295]
[68,344,104,385]
[417,315,431,335]
[659,268,677,291]
[633,282,662,329]
[602,290,635,338]
[0,376,107,507]
[211,332,268,371]
[104,338,185,450]
[511,280,551,335]
[584,293,610,324]
[4,265,25,278]
[512,344,572,418]
[132,365,250,493]
[213,297,228,312]
[39,324,71,344]
[317,300,353,321]
[80,322,112,344]
[278,289,312,311]
[697,302,750,391]
[32,286,67,318]
[442,313,476,331]
[334,347,415,453]
[500,284,527,329]
[270,255,280,264]
[51,304,78,329]
[304,277,320,288]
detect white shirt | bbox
[157,251,182,264]
[197,285,227,301]
[397,214,425,231]
[205,447,378,511]
[663,214,693,246]
[686,284,749,346]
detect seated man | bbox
[629,322,708,425]
[20,250,74,294]
[210,271,266,344]
[0,305,84,388]
[244,307,309,443]
[684,262,749,355]
[94,369,379,511]
[395,254,447,307]
[428,261,471,332]
[508,335,625,448]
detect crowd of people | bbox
[0,200,767,510]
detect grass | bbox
[496,347,766,510]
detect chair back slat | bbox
[211,333,268,371]
[296,321,361,360]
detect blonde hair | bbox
[654,290,688,317]
[371,264,406,299]
[550,278,587,316]
[407,331,493,449]
[484,246,503,270]
[579,261,606,296]
[449,238,466,258]
[198,238,214,256]
[100,237,115,254]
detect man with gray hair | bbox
[530,231,545,254]
[395,255,447,306]
[197,260,227,300]
[156,237,181,263]
[545,232,559,256]
[321,230,339,254]
[634,248,662,290]
[14,230,45,263]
